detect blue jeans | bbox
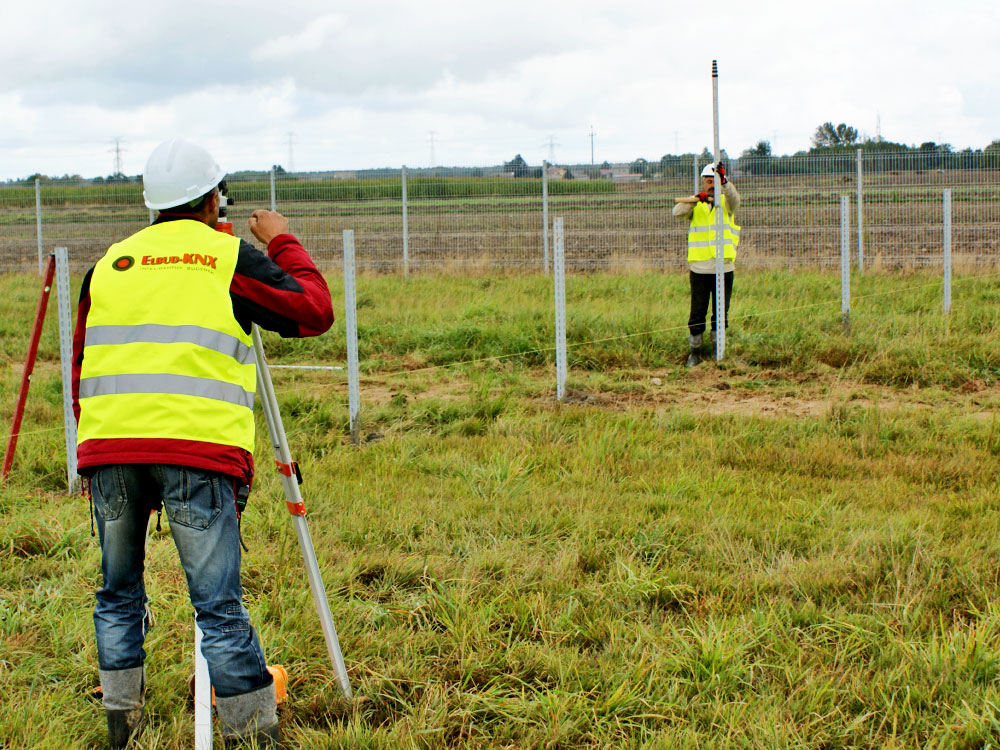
[91,464,272,698]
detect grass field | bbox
[2,268,1000,748]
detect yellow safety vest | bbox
[78,220,256,452]
[688,195,741,263]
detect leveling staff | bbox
[72,138,334,748]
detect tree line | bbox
[629,123,1000,179]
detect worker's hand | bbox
[248,210,289,246]
[696,191,711,203]
[716,163,727,184]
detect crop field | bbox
[1,166,998,274]
[2,267,1000,748]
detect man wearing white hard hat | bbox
[72,138,334,748]
[673,161,741,366]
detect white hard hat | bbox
[700,163,716,177]
[143,138,225,210]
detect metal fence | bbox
[1,150,997,274]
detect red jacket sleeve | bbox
[229,233,334,337]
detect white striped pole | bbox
[711,60,726,361]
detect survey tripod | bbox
[193,193,351,749]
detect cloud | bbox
[252,14,347,61]
[1,0,998,179]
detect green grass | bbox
[2,269,1000,748]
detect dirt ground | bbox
[16,359,995,430]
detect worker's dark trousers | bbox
[688,270,734,337]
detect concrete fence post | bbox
[943,189,952,315]
[55,247,80,494]
[542,161,550,274]
[401,165,409,278]
[553,217,567,401]
[343,230,361,444]
[840,196,851,332]
[35,178,43,275]
[856,148,864,272]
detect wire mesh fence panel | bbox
[862,151,1000,270]
[0,151,997,274]
[0,178,149,273]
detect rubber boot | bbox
[217,681,280,749]
[222,722,281,749]
[100,666,145,749]
[685,334,703,367]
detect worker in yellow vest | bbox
[673,162,741,366]
[72,139,334,748]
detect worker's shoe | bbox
[686,334,703,367]
[222,722,281,749]
[100,666,145,749]
[106,709,144,749]
[217,681,280,749]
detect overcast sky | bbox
[1,0,997,180]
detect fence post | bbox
[553,217,567,401]
[856,148,864,272]
[943,188,952,315]
[343,230,361,444]
[542,161,550,274]
[840,197,851,333]
[270,167,277,211]
[35,178,43,275]
[148,209,155,225]
[401,165,409,278]
[55,247,80,494]
[692,155,699,194]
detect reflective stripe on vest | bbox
[78,220,256,452]
[85,324,256,364]
[687,195,741,263]
[79,373,254,410]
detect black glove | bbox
[716,163,727,185]
[696,191,711,203]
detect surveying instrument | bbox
[187,184,351,748]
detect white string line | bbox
[270,269,1000,391]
